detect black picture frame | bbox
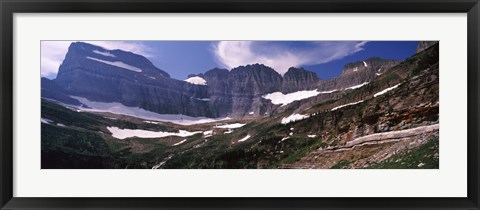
[1,0,479,209]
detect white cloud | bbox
[41,41,152,78]
[213,41,367,75]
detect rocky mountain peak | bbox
[281,67,319,93]
[204,67,229,77]
[59,42,170,78]
[230,63,280,76]
[228,63,283,94]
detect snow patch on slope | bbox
[70,96,229,125]
[195,98,210,101]
[262,89,329,106]
[374,84,401,97]
[172,139,187,146]
[185,76,207,85]
[363,61,368,67]
[93,50,116,57]
[86,57,142,72]
[331,100,365,111]
[41,118,53,124]
[345,82,369,90]
[203,130,213,138]
[281,113,309,124]
[144,120,159,124]
[107,126,201,140]
[215,123,246,129]
[238,135,251,142]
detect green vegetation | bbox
[41,99,104,130]
[367,137,439,169]
[274,136,327,167]
[42,124,110,156]
[41,124,113,169]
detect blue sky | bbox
[41,41,418,80]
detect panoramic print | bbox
[41,41,439,169]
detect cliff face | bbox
[45,42,403,118]
[54,42,212,117]
[281,67,319,93]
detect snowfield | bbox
[215,123,246,129]
[185,76,207,85]
[86,56,142,72]
[92,50,115,57]
[281,113,309,124]
[262,89,324,106]
[331,100,365,111]
[262,83,374,107]
[107,126,201,140]
[374,84,401,97]
[70,96,229,125]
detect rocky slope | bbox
[281,43,439,168]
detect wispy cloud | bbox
[41,41,153,78]
[213,41,367,75]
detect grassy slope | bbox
[367,137,439,169]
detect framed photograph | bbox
[1,0,479,209]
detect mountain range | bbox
[41,41,439,169]
[44,42,409,118]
